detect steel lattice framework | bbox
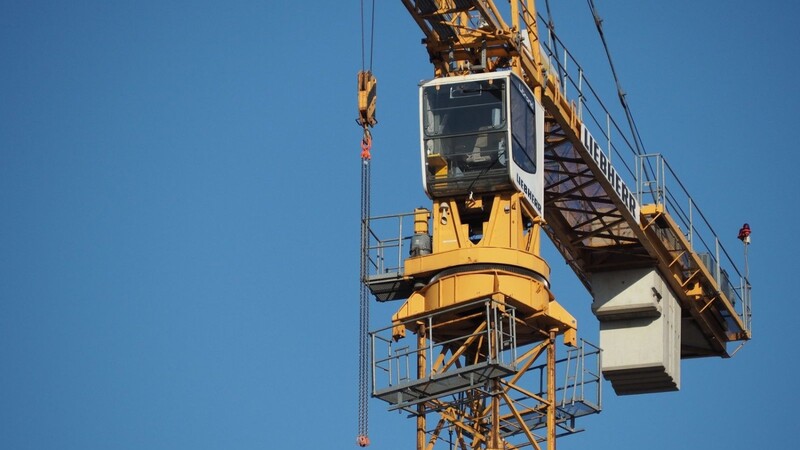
[362,1,752,449]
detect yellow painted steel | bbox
[393,269,577,345]
[375,1,749,449]
[389,186,576,449]
[357,71,377,128]
[640,203,750,346]
[398,0,748,355]
[387,3,578,449]
[393,190,576,347]
[414,207,430,235]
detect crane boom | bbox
[400,0,750,357]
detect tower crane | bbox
[357,2,752,449]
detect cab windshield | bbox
[422,78,511,197]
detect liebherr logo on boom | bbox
[580,125,640,219]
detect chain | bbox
[357,130,372,447]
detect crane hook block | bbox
[357,435,370,447]
[357,71,377,128]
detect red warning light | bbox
[737,223,751,243]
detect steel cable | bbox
[357,0,375,444]
[585,0,657,182]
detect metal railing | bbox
[370,297,602,432]
[635,153,752,335]
[533,11,641,185]
[495,338,602,437]
[559,340,602,412]
[512,339,602,418]
[371,299,518,400]
[363,211,417,280]
[531,15,752,336]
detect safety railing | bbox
[371,298,602,428]
[502,339,601,436]
[371,299,518,411]
[635,153,752,335]
[363,211,417,280]
[559,340,602,413]
[532,11,641,186]
[529,12,752,337]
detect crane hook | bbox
[361,129,372,160]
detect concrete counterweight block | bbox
[590,268,681,395]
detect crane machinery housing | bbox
[357,1,752,449]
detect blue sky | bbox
[1,1,797,449]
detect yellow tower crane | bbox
[358,1,752,449]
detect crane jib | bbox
[580,125,640,219]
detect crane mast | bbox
[360,1,752,449]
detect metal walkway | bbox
[371,299,602,442]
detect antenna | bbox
[738,223,752,315]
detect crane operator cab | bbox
[420,71,545,217]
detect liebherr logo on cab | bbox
[516,173,542,213]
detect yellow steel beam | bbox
[402,0,748,354]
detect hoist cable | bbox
[361,0,376,71]
[369,0,376,71]
[357,1,375,445]
[586,0,655,180]
[360,0,365,70]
